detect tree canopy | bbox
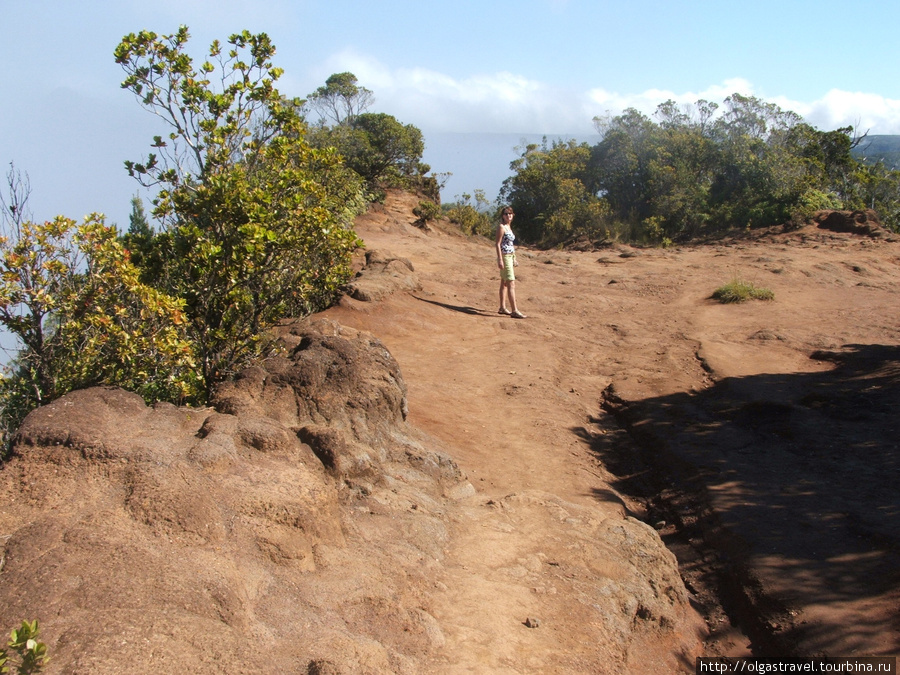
[115,27,367,395]
[305,71,374,126]
[502,95,899,247]
[305,73,433,196]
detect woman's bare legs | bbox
[507,280,519,314]
[499,280,522,315]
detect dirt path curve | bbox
[322,192,900,666]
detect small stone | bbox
[524,617,541,628]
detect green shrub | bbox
[0,214,201,441]
[413,200,442,223]
[790,188,844,228]
[444,191,493,237]
[0,620,50,673]
[712,278,775,303]
[117,28,366,397]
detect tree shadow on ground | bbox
[577,343,900,657]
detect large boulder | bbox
[0,319,469,673]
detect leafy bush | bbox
[712,278,775,303]
[0,206,200,441]
[444,191,493,237]
[305,79,428,192]
[0,620,50,673]
[789,189,844,228]
[116,28,366,396]
[413,200,441,223]
[501,138,609,245]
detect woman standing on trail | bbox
[496,207,526,319]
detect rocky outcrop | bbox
[0,194,707,672]
[0,318,471,673]
[343,250,421,302]
[0,316,703,674]
[814,209,892,237]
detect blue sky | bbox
[2,0,899,227]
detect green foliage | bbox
[117,28,366,395]
[413,200,441,223]
[444,190,494,236]
[122,194,157,272]
[500,138,609,245]
[843,161,900,232]
[591,109,659,230]
[789,188,844,228]
[712,278,775,303]
[305,73,428,191]
[0,211,201,439]
[127,194,152,238]
[304,71,374,126]
[0,621,49,674]
[310,111,425,188]
[503,94,900,245]
[0,31,373,443]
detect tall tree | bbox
[305,72,374,126]
[501,138,607,245]
[591,108,659,227]
[339,112,425,184]
[116,27,366,394]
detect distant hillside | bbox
[852,134,900,170]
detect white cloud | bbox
[586,78,757,117]
[311,51,900,136]
[316,50,592,134]
[794,90,900,135]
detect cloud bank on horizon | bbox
[312,49,900,137]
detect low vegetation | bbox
[0,620,49,673]
[712,278,775,303]
[443,190,494,237]
[413,200,442,224]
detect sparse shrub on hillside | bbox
[444,190,493,237]
[712,278,775,303]
[413,200,441,223]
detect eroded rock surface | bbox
[0,312,702,673]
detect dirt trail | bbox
[325,192,900,660]
[1,192,896,673]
